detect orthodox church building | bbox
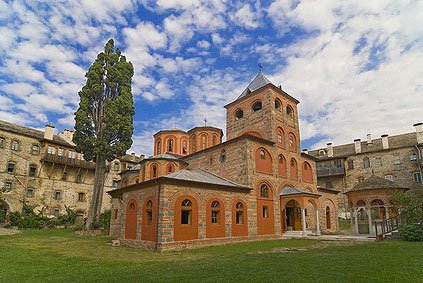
[109,72,339,251]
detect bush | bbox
[0,210,6,223]
[96,210,111,230]
[399,224,423,242]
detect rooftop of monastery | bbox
[279,186,321,197]
[309,132,420,160]
[349,176,407,192]
[237,71,272,100]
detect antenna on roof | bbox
[204,118,207,126]
[258,63,263,72]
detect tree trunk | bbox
[85,154,106,230]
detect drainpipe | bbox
[155,180,161,252]
[415,145,423,184]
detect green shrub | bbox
[399,224,423,241]
[0,210,6,223]
[74,224,84,231]
[9,211,21,226]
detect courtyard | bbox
[1,229,422,282]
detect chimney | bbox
[44,124,55,140]
[140,154,145,161]
[302,149,308,154]
[366,134,372,145]
[354,139,361,153]
[414,122,423,144]
[381,134,389,149]
[58,129,74,145]
[131,152,136,161]
[327,143,333,157]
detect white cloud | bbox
[231,3,260,29]
[197,40,211,49]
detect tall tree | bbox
[73,39,135,230]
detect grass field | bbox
[1,229,422,282]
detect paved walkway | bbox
[280,234,375,241]
[0,227,21,236]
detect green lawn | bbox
[1,229,422,282]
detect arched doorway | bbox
[0,201,10,213]
[284,200,302,231]
[125,199,138,239]
[326,206,331,229]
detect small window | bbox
[252,101,262,112]
[0,137,5,148]
[181,199,192,225]
[10,140,19,151]
[54,191,62,200]
[201,135,206,150]
[209,157,213,164]
[413,172,422,182]
[31,144,40,155]
[78,192,85,202]
[385,175,393,182]
[211,201,220,224]
[277,133,282,143]
[168,139,173,152]
[53,208,60,217]
[4,181,12,190]
[235,202,244,224]
[220,150,226,163]
[347,160,354,170]
[262,206,268,218]
[68,151,76,159]
[152,166,157,177]
[393,154,401,165]
[325,181,332,189]
[76,174,82,183]
[235,109,244,120]
[260,184,269,198]
[168,165,173,173]
[183,140,187,154]
[363,157,370,168]
[286,106,293,117]
[259,150,265,160]
[375,157,382,166]
[7,162,15,173]
[28,165,37,177]
[357,200,365,207]
[112,180,118,188]
[114,162,120,171]
[47,145,56,154]
[278,155,284,164]
[62,172,68,180]
[319,150,325,157]
[146,200,153,225]
[334,160,342,168]
[212,136,217,146]
[275,99,281,110]
[289,136,294,147]
[358,177,364,183]
[157,141,161,154]
[410,154,417,161]
[130,202,135,210]
[113,209,118,219]
[290,159,295,166]
[58,148,65,156]
[26,188,34,198]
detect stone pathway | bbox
[0,227,21,236]
[280,234,375,241]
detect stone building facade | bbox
[0,120,141,219]
[308,123,423,216]
[109,72,340,251]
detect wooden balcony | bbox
[41,153,110,171]
[316,166,345,178]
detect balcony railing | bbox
[41,152,110,171]
[316,166,345,177]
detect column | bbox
[350,209,354,234]
[301,208,307,236]
[354,208,359,235]
[315,209,321,235]
[384,207,390,220]
[367,207,373,235]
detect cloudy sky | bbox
[0,0,422,156]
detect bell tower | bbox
[224,72,301,152]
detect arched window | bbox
[157,141,161,154]
[290,158,298,179]
[260,184,269,198]
[278,154,286,177]
[182,140,187,154]
[10,140,19,151]
[168,139,173,152]
[31,144,40,155]
[259,150,265,159]
[288,133,296,152]
[152,165,157,178]
[212,135,217,146]
[277,128,284,147]
[201,134,207,150]
[302,162,313,183]
[146,200,153,225]
[235,202,244,224]
[220,149,226,163]
[371,199,384,206]
[181,199,192,225]
[130,202,135,210]
[286,105,293,117]
[235,109,244,120]
[252,101,262,112]
[363,157,370,168]
[255,148,272,173]
[192,136,196,152]
[275,99,282,111]
[28,164,37,177]
[211,201,220,224]
[357,200,366,207]
[0,136,5,148]
[167,164,174,174]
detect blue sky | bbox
[0,0,422,156]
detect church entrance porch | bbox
[280,187,321,236]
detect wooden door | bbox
[125,200,138,239]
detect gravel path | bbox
[0,227,21,235]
